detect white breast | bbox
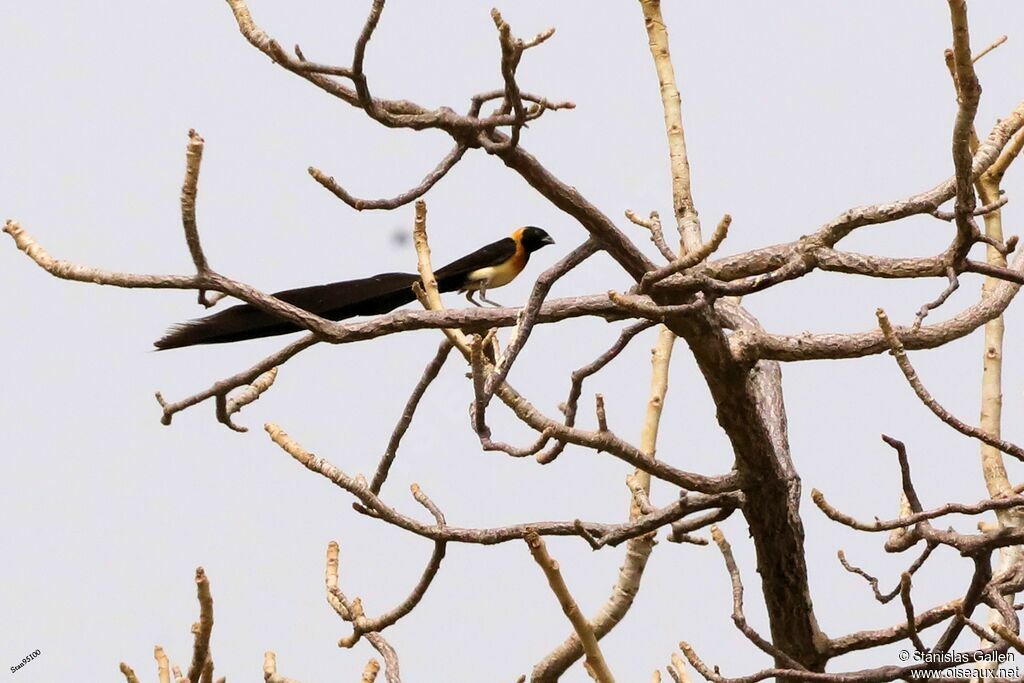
[462,263,520,291]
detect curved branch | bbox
[836,543,938,605]
[309,144,468,211]
[266,422,739,544]
[731,249,1024,362]
[369,340,453,495]
[339,484,447,648]
[156,335,318,426]
[813,489,1024,533]
[626,209,676,262]
[178,129,217,309]
[703,99,1024,283]
[537,320,656,464]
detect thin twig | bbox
[710,526,806,669]
[812,489,1024,533]
[626,209,676,261]
[268,422,740,546]
[538,321,655,464]
[899,572,927,652]
[877,309,1024,462]
[490,9,529,150]
[485,240,599,401]
[641,215,731,291]
[912,266,959,330]
[340,484,447,647]
[972,35,1008,64]
[669,506,738,543]
[222,367,279,432]
[929,195,1007,221]
[157,336,318,427]
[369,340,452,495]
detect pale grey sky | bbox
[4,2,1024,681]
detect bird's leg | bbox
[465,290,484,307]
[477,284,503,307]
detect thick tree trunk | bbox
[503,142,828,671]
[673,303,829,672]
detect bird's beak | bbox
[542,235,555,246]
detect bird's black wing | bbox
[154,272,419,349]
[434,237,517,292]
[156,236,522,349]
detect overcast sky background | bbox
[4,2,1024,681]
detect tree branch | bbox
[309,144,468,211]
[187,567,215,683]
[877,309,1024,461]
[730,249,1024,362]
[710,526,806,669]
[638,0,702,252]
[525,530,616,683]
[369,340,452,495]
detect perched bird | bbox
[155,226,555,350]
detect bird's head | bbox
[517,226,555,253]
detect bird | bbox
[154,226,555,349]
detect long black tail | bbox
[154,272,421,350]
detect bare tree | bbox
[7,1,1024,681]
